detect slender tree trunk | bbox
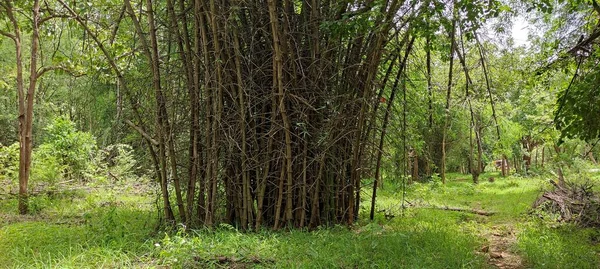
[502,156,509,176]
[58,0,174,222]
[475,126,483,176]
[194,0,210,225]
[441,7,457,184]
[167,0,197,225]
[426,36,433,128]
[412,150,419,182]
[542,146,545,168]
[425,24,434,178]
[3,5,23,214]
[3,1,40,215]
[232,23,253,229]
[20,0,41,215]
[476,34,501,141]
[267,0,294,228]
[370,36,415,220]
[455,28,480,184]
[125,0,183,222]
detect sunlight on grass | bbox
[372,173,547,223]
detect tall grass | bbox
[517,223,600,269]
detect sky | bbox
[511,16,530,47]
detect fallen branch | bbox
[107,171,120,181]
[410,205,495,216]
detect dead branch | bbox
[410,205,495,216]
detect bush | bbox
[101,144,138,181]
[0,142,19,180]
[0,117,137,187]
[31,153,65,187]
[41,116,97,180]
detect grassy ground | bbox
[1,170,599,268]
[0,180,158,268]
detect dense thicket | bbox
[49,0,424,229]
[53,0,494,229]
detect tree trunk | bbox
[455,27,479,184]
[426,33,433,128]
[370,36,415,220]
[124,0,182,223]
[412,150,419,182]
[2,0,42,215]
[441,6,457,184]
[267,0,294,229]
[502,155,509,177]
[542,146,545,167]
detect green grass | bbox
[0,181,157,268]
[156,214,486,268]
[1,170,599,268]
[517,223,600,269]
[370,172,546,226]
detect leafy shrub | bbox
[100,144,138,181]
[0,142,19,180]
[31,153,65,187]
[41,116,97,180]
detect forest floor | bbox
[1,170,600,268]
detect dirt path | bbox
[480,225,524,269]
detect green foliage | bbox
[99,144,139,180]
[319,5,377,39]
[0,142,19,180]
[0,118,132,186]
[41,116,97,180]
[31,153,65,187]
[555,65,600,142]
